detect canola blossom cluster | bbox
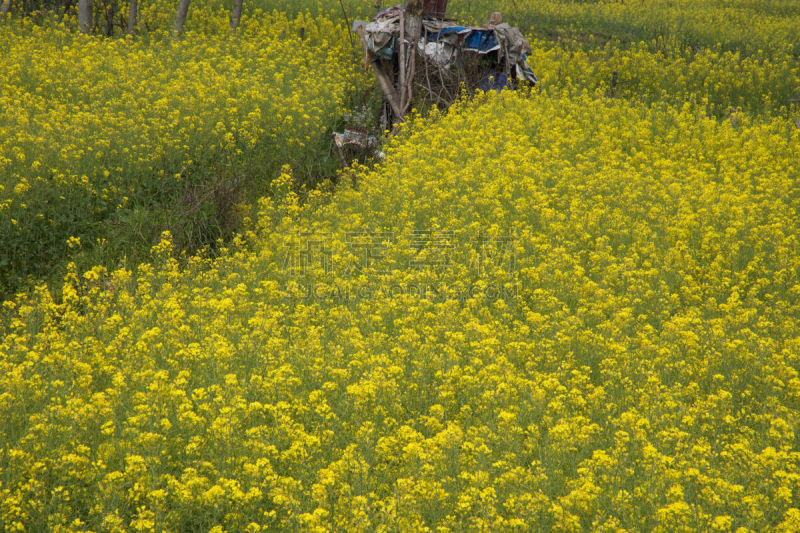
[0,9,360,292]
[2,87,799,530]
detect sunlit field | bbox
[0,7,361,294]
[2,0,800,531]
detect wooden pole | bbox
[373,61,406,121]
[356,26,405,121]
[399,10,407,109]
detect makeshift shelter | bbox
[353,2,538,125]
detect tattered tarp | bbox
[358,8,538,85]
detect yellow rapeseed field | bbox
[3,0,800,531]
[3,86,800,530]
[448,0,800,56]
[527,39,800,118]
[0,8,361,292]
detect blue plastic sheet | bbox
[424,27,500,55]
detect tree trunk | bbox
[402,0,424,112]
[78,0,92,33]
[104,0,117,36]
[405,0,423,40]
[127,0,137,35]
[229,0,242,30]
[173,0,190,34]
[0,0,11,22]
